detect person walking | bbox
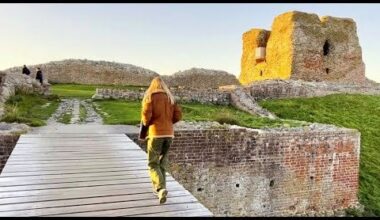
[141,76,182,204]
[22,65,30,75]
[35,67,43,84]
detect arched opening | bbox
[323,40,330,56]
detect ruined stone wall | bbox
[240,11,366,85]
[128,125,361,216]
[289,12,365,83]
[5,59,159,86]
[92,88,231,105]
[249,80,380,101]
[162,68,240,89]
[0,72,50,117]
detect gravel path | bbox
[47,98,103,125]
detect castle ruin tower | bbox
[239,11,366,85]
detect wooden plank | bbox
[16,140,134,144]
[133,208,213,217]
[0,178,176,193]
[0,195,198,217]
[3,160,147,172]
[0,190,190,212]
[0,185,185,205]
[10,148,144,154]
[9,151,146,158]
[21,134,128,137]
[3,159,147,168]
[11,147,142,151]
[0,166,150,177]
[0,170,150,182]
[16,139,133,142]
[7,155,147,161]
[11,145,141,150]
[10,147,144,154]
[5,158,147,164]
[1,165,153,177]
[10,150,142,155]
[0,172,173,187]
[49,202,205,217]
[18,136,129,139]
[10,144,141,149]
[19,136,128,139]
[4,158,147,166]
[2,165,148,174]
[0,176,175,190]
[0,181,182,198]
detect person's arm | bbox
[141,99,153,126]
[172,103,182,124]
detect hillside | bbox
[3,59,159,86]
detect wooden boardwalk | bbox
[0,133,213,217]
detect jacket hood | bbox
[151,89,166,94]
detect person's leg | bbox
[159,138,172,190]
[147,138,165,193]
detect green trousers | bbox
[147,137,172,192]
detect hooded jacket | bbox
[141,89,182,138]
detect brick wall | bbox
[127,127,360,216]
[0,134,20,174]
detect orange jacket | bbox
[141,90,182,138]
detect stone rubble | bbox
[0,122,30,134]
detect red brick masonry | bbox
[128,127,360,216]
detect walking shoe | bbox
[158,188,168,204]
[153,187,159,197]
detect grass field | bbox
[260,94,380,216]
[51,84,147,99]
[1,93,60,127]
[94,99,306,128]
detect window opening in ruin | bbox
[197,187,203,192]
[326,68,330,74]
[236,184,240,188]
[260,70,263,76]
[310,176,314,180]
[323,40,330,56]
[269,180,274,187]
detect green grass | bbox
[1,93,60,127]
[259,94,380,216]
[51,84,147,99]
[57,112,72,124]
[94,99,307,128]
[94,100,141,125]
[79,104,87,122]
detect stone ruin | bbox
[239,11,366,85]
[0,71,50,118]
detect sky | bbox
[0,3,379,82]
